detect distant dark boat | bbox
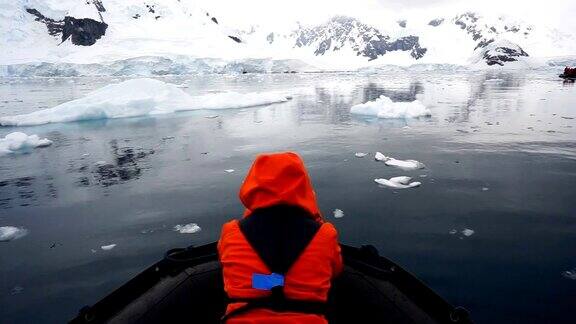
[70,242,472,324]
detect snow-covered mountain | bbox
[1,0,575,73]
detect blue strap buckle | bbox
[252,273,285,290]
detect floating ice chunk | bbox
[350,95,431,119]
[0,79,289,127]
[374,152,387,161]
[374,177,421,189]
[174,223,201,234]
[224,169,235,173]
[355,152,367,158]
[0,132,52,156]
[462,229,475,237]
[374,152,425,170]
[562,269,576,280]
[204,115,219,119]
[333,209,344,218]
[101,244,117,250]
[449,229,458,235]
[94,161,110,167]
[10,286,24,295]
[482,187,489,191]
[0,226,29,242]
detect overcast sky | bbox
[200,0,576,31]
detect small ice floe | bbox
[482,187,489,191]
[174,223,201,234]
[0,226,29,242]
[94,161,110,167]
[204,115,219,119]
[350,95,431,119]
[82,153,90,157]
[449,228,475,237]
[374,176,421,189]
[562,269,576,280]
[354,152,367,158]
[462,228,475,237]
[224,169,235,173]
[374,152,425,171]
[333,209,345,218]
[0,132,52,157]
[10,286,24,295]
[100,244,117,251]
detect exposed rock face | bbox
[452,12,532,52]
[61,17,108,46]
[228,35,242,43]
[477,40,529,66]
[266,33,274,44]
[293,16,427,60]
[26,6,107,46]
[428,18,444,26]
[397,20,406,28]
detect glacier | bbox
[0,78,290,126]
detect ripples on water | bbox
[0,71,575,323]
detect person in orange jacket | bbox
[218,152,343,323]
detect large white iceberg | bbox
[0,132,52,156]
[0,78,289,126]
[350,95,430,119]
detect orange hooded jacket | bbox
[218,152,343,323]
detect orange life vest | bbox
[218,152,343,323]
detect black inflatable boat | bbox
[559,74,576,80]
[70,242,472,323]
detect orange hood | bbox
[239,152,322,221]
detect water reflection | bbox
[0,175,58,209]
[70,140,155,187]
[362,81,424,102]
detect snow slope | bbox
[0,78,289,126]
[0,1,574,71]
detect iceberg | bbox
[0,78,289,127]
[350,95,430,119]
[374,176,421,189]
[374,152,425,171]
[0,132,52,156]
[333,209,345,218]
[0,226,29,242]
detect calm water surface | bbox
[0,71,575,323]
